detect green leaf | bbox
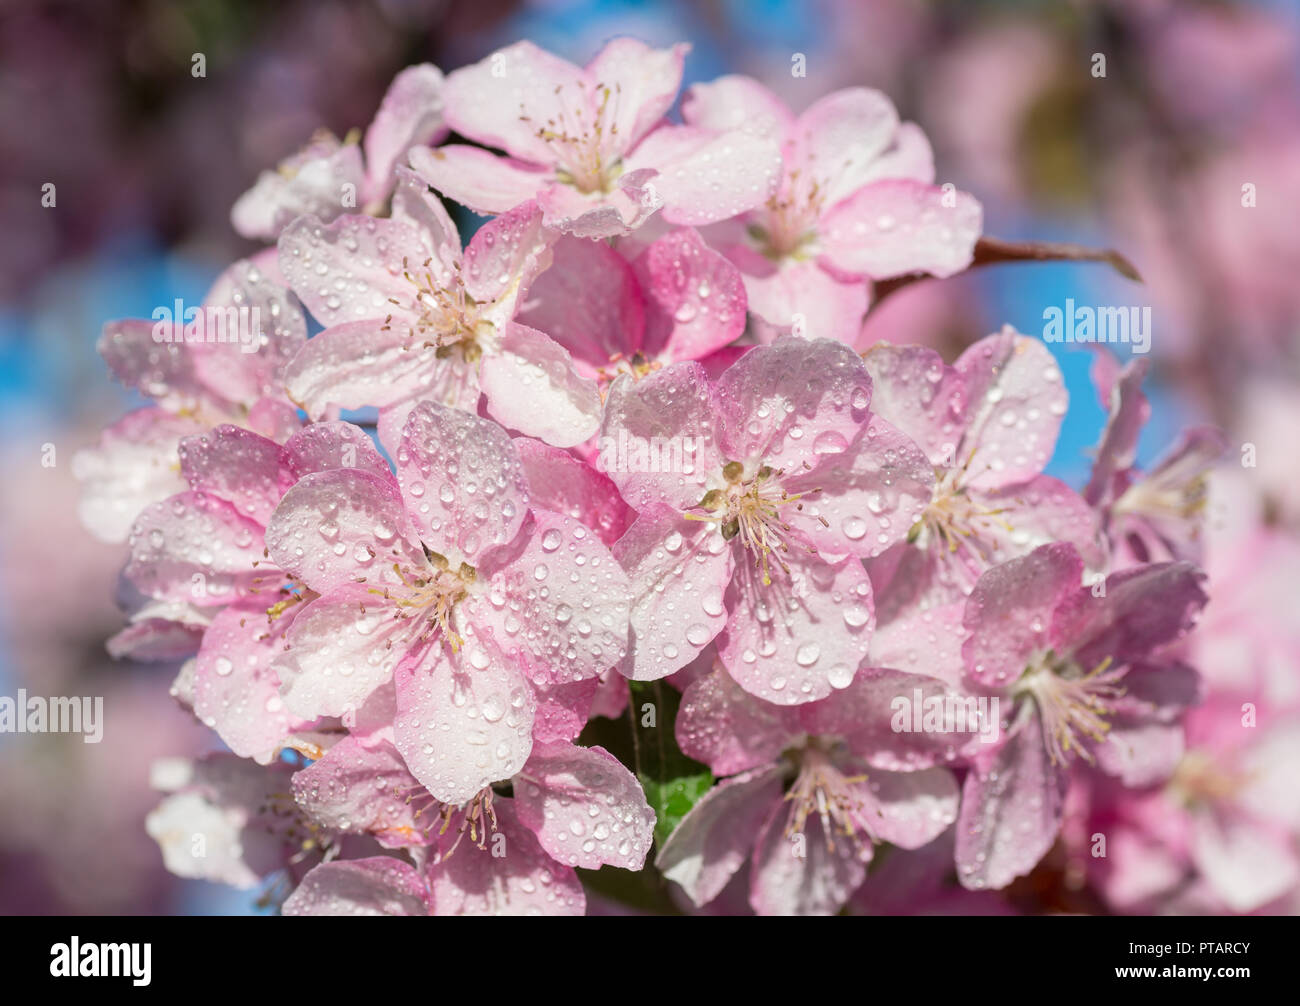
[640,771,714,849]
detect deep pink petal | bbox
[514,437,633,547]
[635,227,747,362]
[954,713,1068,890]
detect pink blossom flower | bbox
[864,329,1104,621]
[126,421,390,760]
[408,39,782,238]
[954,542,1207,890]
[1085,353,1227,568]
[278,171,601,448]
[145,753,332,892]
[263,403,629,802]
[600,336,935,699]
[74,252,307,541]
[516,226,749,387]
[285,733,653,915]
[1086,698,1300,914]
[232,64,447,240]
[681,76,982,342]
[656,663,960,915]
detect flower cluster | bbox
[80,38,1245,916]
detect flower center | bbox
[1113,471,1209,530]
[688,460,823,585]
[783,744,871,859]
[1168,750,1249,807]
[387,257,490,363]
[521,81,624,194]
[434,787,499,858]
[906,458,1014,591]
[369,553,475,650]
[1015,651,1126,765]
[752,161,828,258]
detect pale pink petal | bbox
[612,505,734,681]
[536,178,657,238]
[719,553,875,705]
[799,668,981,771]
[655,765,784,907]
[461,198,553,308]
[393,645,536,804]
[778,413,934,562]
[231,142,365,241]
[126,490,269,604]
[284,858,430,916]
[178,425,289,526]
[867,601,967,686]
[426,799,585,916]
[98,319,211,409]
[749,798,867,915]
[514,741,655,869]
[1084,357,1150,506]
[1058,561,1208,671]
[790,87,900,207]
[388,164,461,265]
[733,249,869,345]
[862,343,966,466]
[441,41,583,164]
[676,667,801,775]
[275,583,413,719]
[680,74,793,141]
[862,122,936,184]
[407,144,551,216]
[599,362,722,511]
[396,402,528,563]
[282,320,449,418]
[479,323,602,447]
[846,766,959,848]
[292,736,435,848]
[265,468,423,594]
[72,407,199,543]
[1095,721,1185,787]
[192,256,310,404]
[281,420,392,481]
[586,39,688,149]
[466,510,630,686]
[976,475,1106,570]
[362,63,448,203]
[1192,807,1300,913]
[626,124,783,226]
[819,178,982,280]
[531,678,599,743]
[714,336,874,476]
[194,603,306,762]
[953,329,1067,491]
